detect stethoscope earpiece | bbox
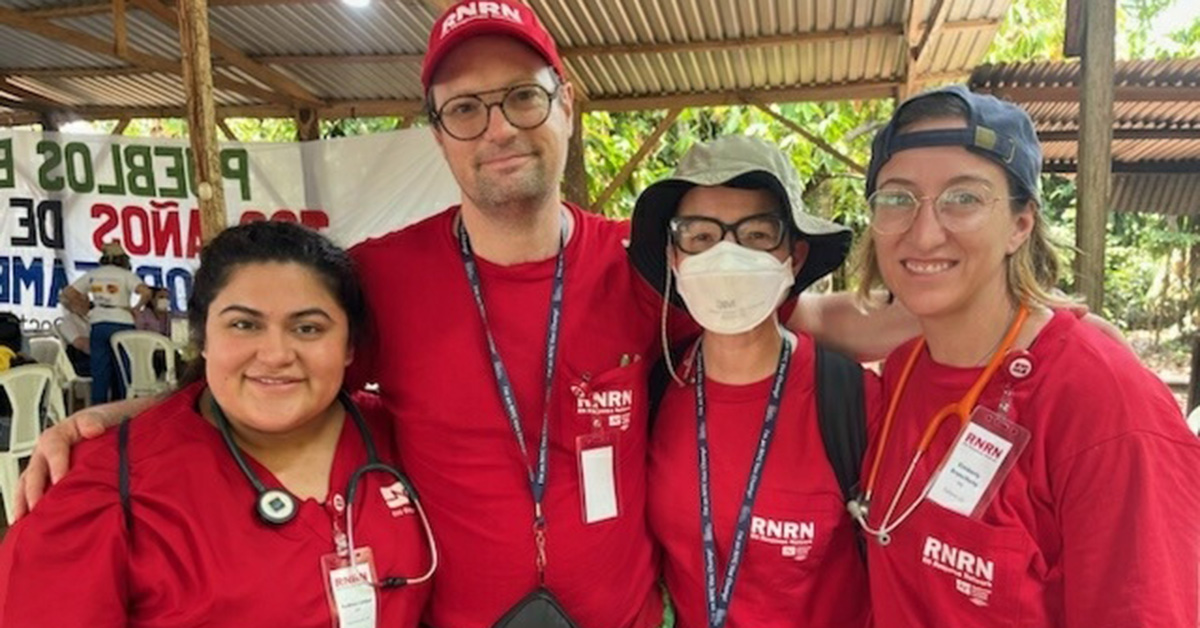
[257,488,298,525]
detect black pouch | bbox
[492,588,580,628]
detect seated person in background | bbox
[134,287,172,337]
[57,304,92,377]
[61,240,152,404]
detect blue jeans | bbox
[90,322,134,404]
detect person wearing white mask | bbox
[627,136,876,628]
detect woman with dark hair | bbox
[849,85,1200,627]
[0,221,435,627]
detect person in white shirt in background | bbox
[61,240,152,404]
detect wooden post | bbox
[1189,335,1200,416]
[112,117,131,135]
[590,108,681,213]
[1074,0,1116,311]
[296,108,320,142]
[178,0,226,242]
[563,101,588,208]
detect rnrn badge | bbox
[923,536,995,607]
[750,516,816,561]
[570,385,634,431]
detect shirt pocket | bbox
[561,356,649,445]
[744,490,847,585]
[903,501,1034,625]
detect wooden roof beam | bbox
[590,108,680,212]
[0,98,424,122]
[0,78,71,109]
[22,0,342,18]
[982,85,1200,102]
[900,0,952,100]
[0,6,291,105]
[583,81,899,112]
[127,0,325,106]
[748,99,865,174]
[1040,128,1200,141]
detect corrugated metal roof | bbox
[1113,173,1200,216]
[0,23,122,67]
[972,59,1200,215]
[971,59,1200,166]
[0,0,1009,121]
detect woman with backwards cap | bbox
[628,135,874,628]
[849,85,1200,627]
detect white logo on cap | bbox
[441,1,523,37]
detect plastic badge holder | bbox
[925,405,1031,519]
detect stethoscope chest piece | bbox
[258,488,298,525]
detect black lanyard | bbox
[457,213,566,581]
[695,335,793,628]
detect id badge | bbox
[925,406,1030,519]
[321,547,378,628]
[576,433,619,524]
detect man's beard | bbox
[469,141,553,210]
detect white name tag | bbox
[323,549,377,628]
[926,407,1028,518]
[580,445,618,523]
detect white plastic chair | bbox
[29,336,91,414]
[28,336,59,366]
[1187,405,1200,437]
[111,330,178,399]
[0,365,65,523]
[52,320,94,411]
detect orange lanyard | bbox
[854,304,1029,543]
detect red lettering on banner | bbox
[91,203,119,250]
[121,205,151,255]
[186,210,203,258]
[300,210,329,230]
[150,201,183,257]
[239,209,330,232]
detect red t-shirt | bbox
[649,333,878,628]
[865,310,1200,628]
[350,204,678,628]
[0,382,432,627]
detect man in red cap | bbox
[342,1,670,626]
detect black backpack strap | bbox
[118,419,132,534]
[814,344,868,560]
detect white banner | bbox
[0,128,460,331]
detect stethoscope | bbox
[848,304,1030,546]
[211,390,439,587]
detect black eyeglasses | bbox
[669,213,788,255]
[431,83,561,141]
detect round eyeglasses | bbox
[669,213,788,255]
[868,184,1016,235]
[432,83,560,141]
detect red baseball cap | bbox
[421,0,566,92]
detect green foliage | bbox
[983,0,1066,63]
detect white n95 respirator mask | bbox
[673,240,795,335]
